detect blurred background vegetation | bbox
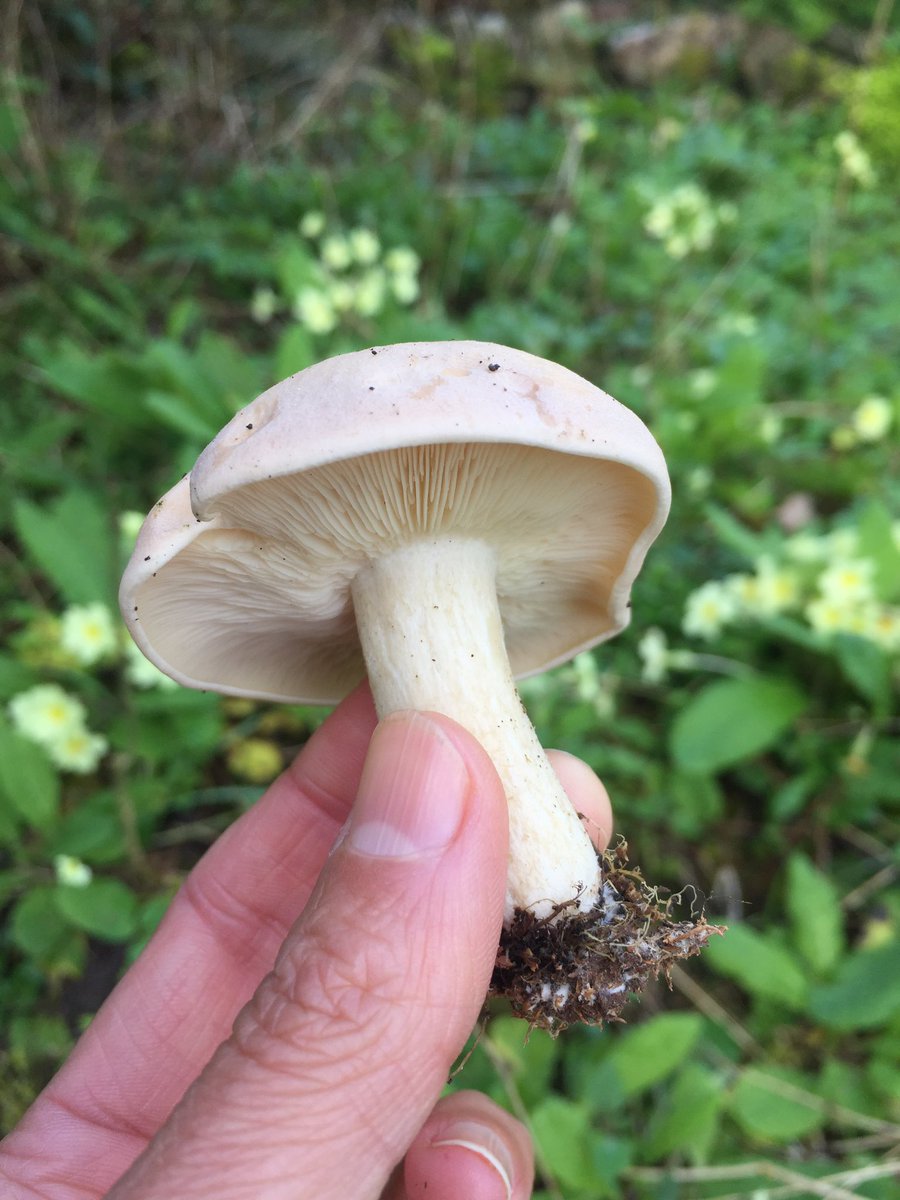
[2,0,900,1195]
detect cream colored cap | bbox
[120,341,670,702]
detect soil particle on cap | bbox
[490,840,724,1035]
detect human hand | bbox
[1,684,612,1199]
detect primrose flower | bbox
[644,183,718,259]
[119,511,145,543]
[227,737,283,784]
[570,653,615,718]
[689,369,717,398]
[390,272,420,305]
[785,532,827,563]
[852,395,893,443]
[349,228,381,265]
[384,247,421,277]
[47,726,108,774]
[250,286,278,325]
[60,603,118,666]
[320,235,352,271]
[865,608,900,652]
[637,627,669,683]
[752,558,801,615]
[818,559,875,605]
[293,287,337,334]
[353,269,387,318]
[9,685,87,746]
[683,581,739,640]
[327,280,356,312]
[299,211,326,238]
[54,854,93,888]
[834,131,876,188]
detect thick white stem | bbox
[350,537,601,923]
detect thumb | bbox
[109,711,509,1200]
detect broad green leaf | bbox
[729,1067,824,1143]
[608,1013,703,1097]
[786,853,845,977]
[11,887,74,964]
[55,879,139,942]
[704,504,769,561]
[9,1015,73,1068]
[645,1063,725,1161]
[13,488,115,604]
[531,1097,597,1192]
[485,1016,558,1108]
[808,939,900,1030]
[671,676,807,774]
[703,923,809,1010]
[833,634,890,707]
[857,501,900,602]
[0,655,37,701]
[0,724,60,833]
[143,389,218,442]
[276,324,316,379]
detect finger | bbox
[397,1090,534,1200]
[107,712,510,1199]
[546,748,613,850]
[0,684,378,1199]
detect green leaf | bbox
[485,1016,558,1107]
[645,1063,725,1161]
[786,853,845,977]
[9,1015,73,1068]
[11,887,74,964]
[0,655,38,701]
[671,676,807,774]
[607,1013,703,1097]
[0,723,60,833]
[808,940,900,1030]
[729,1067,825,1143]
[833,634,890,706]
[143,389,218,442]
[55,879,139,942]
[276,324,316,379]
[857,500,900,602]
[704,923,809,1010]
[531,1097,597,1192]
[13,488,115,604]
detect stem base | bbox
[490,841,725,1034]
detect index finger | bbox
[0,684,378,1199]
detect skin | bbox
[0,684,612,1199]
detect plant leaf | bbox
[671,676,807,774]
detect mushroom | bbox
[122,342,714,1028]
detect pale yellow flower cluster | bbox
[831,396,894,451]
[59,602,118,666]
[643,184,737,259]
[834,130,876,188]
[682,526,900,653]
[8,684,108,774]
[252,213,422,335]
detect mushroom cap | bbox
[120,341,670,703]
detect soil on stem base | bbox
[490,841,725,1034]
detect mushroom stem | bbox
[350,536,602,923]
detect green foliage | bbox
[3,3,900,1192]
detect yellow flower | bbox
[384,247,420,276]
[852,395,893,443]
[637,628,669,683]
[865,608,900,652]
[353,269,387,318]
[227,738,283,784]
[55,854,93,888]
[250,287,278,325]
[683,582,739,640]
[9,685,86,746]
[349,228,381,265]
[805,596,857,637]
[818,559,875,605]
[48,727,108,774]
[293,287,337,334]
[320,235,352,271]
[753,559,801,615]
[299,211,326,238]
[60,603,118,665]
